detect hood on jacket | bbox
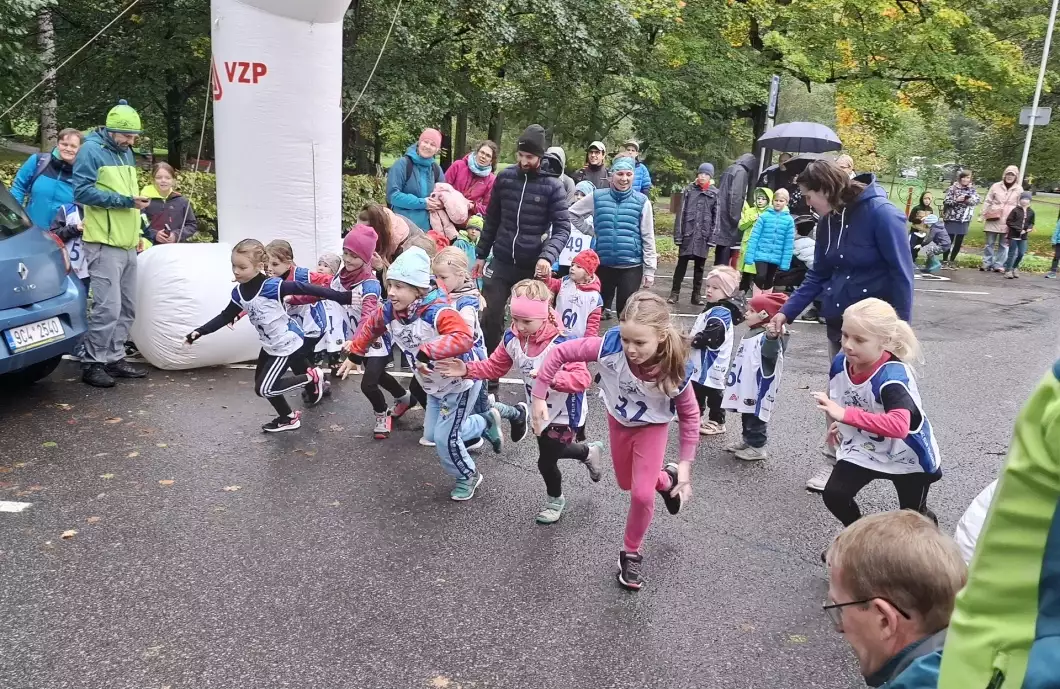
[86,127,129,154]
[753,186,774,204]
[540,150,564,178]
[545,146,566,168]
[707,293,747,325]
[1002,164,1020,186]
[140,183,179,201]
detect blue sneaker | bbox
[450,472,483,501]
[482,408,503,453]
[1046,271,1057,279]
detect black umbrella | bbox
[757,152,829,186]
[757,122,842,154]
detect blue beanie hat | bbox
[698,163,715,176]
[387,246,432,289]
[611,156,635,173]
[575,180,595,197]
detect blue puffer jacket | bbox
[10,149,75,229]
[781,174,915,323]
[745,206,795,270]
[386,144,443,230]
[594,187,646,267]
[633,161,653,194]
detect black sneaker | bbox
[602,308,614,320]
[617,551,644,591]
[690,295,704,306]
[123,341,139,358]
[82,363,116,388]
[262,411,301,433]
[658,462,682,515]
[509,402,529,443]
[104,359,147,378]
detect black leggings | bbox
[254,347,311,417]
[361,355,407,413]
[822,460,939,527]
[409,375,429,410]
[739,271,754,293]
[754,262,779,290]
[692,381,725,424]
[1050,244,1060,273]
[291,336,320,375]
[537,424,590,498]
[947,234,964,262]
[671,255,706,295]
[713,245,732,265]
[598,265,643,316]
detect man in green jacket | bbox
[74,100,151,388]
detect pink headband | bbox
[510,296,549,320]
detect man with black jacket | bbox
[475,124,570,370]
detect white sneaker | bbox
[699,420,726,436]
[466,437,485,452]
[418,437,436,447]
[806,465,832,492]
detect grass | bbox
[911,186,1058,254]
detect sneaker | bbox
[103,359,147,379]
[802,307,820,322]
[699,420,726,436]
[262,411,301,433]
[123,341,140,357]
[450,472,483,501]
[483,408,504,453]
[466,437,485,452]
[734,445,768,461]
[806,465,833,492]
[979,266,987,272]
[1013,269,1020,279]
[535,495,566,524]
[690,294,704,306]
[321,380,332,398]
[391,392,415,419]
[82,363,115,388]
[994,267,1006,274]
[602,308,614,320]
[305,367,327,405]
[820,443,837,459]
[1046,272,1057,279]
[583,441,604,482]
[418,437,436,447]
[1006,271,1015,279]
[617,551,644,591]
[373,411,391,439]
[508,402,529,443]
[666,292,679,305]
[657,462,682,515]
[723,440,749,453]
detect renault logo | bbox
[17,262,28,280]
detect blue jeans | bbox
[1005,238,1027,271]
[424,380,488,479]
[982,232,1008,270]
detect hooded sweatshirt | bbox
[72,127,141,249]
[545,146,576,205]
[386,144,443,230]
[780,174,914,323]
[140,183,198,242]
[983,164,1024,233]
[10,148,75,229]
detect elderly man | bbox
[825,511,967,688]
[74,100,151,388]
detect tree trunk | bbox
[455,111,468,156]
[165,78,185,168]
[373,124,382,173]
[488,107,504,149]
[354,123,371,173]
[440,113,454,169]
[38,10,58,150]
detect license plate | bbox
[4,317,64,353]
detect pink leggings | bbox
[607,415,674,553]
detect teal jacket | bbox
[385,144,442,230]
[72,127,141,249]
[593,187,647,267]
[745,206,796,270]
[868,629,946,688]
[1051,220,1060,246]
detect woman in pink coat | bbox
[980,165,1023,273]
[444,140,498,216]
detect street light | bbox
[1019,0,1059,182]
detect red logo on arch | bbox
[211,58,223,101]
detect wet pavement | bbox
[2,267,1058,689]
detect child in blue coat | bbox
[1047,210,1060,279]
[744,187,796,291]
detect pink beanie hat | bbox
[343,223,378,265]
[419,128,443,148]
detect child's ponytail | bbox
[621,291,690,396]
[843,298,923,364]
[889,318,923,364]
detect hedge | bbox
[0,159,386,242]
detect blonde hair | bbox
[233,238,267,267]
[265,239,294,264]
[828,511,967,635]
[843,298,922,363]
[432,246,469,278]
[773,187,790,202]
[407,235,438,259]
[511,278,552,302]
[620,291,690,396]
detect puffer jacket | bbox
[592,187,648,267]
[386,144,443,230]
[478,164,570,270]
[745,206,795,270]
[982,165,1023,234]
[674,182,718,259]
[632,161,653,194]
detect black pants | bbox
[361,355,407,413]
[409,375,428,410]
[599,264,643,316]
[671,255,706,297]
[254,348,311,417]
[754,262,779,290]
[537,424,590,498]
[822,460,940,527]
[1050,244,1060,273]
[947,234,964,262]
[291,335,320,375]
[742,413,768,448]
[692,381,725,424]
[739,271,754,293]
[713,245,732,265]
[481,259,536,355]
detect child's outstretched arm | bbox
[346,304,390,357]
[813,385,918,440]
[543,275,562,294]
[531,337,603,399]
[551,361,592,394]
[437,345,515,381]
[285,270,335,305]
[187,299,242,342]
[673,385,700,464]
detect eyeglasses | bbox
[822,598,911,630]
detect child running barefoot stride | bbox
[186,239,353,432]
[437,279,598,525]
[688,266,745,436]
[339,247,495,501]
[722,292,789,461]
[813,298,941,539]
[531,291,698,591]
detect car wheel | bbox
[2,356,63,387]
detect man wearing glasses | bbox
[824,511,967,688]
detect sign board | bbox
[1020,106,1052,126]
[767,75,781,118]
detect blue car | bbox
[0,181,87,384]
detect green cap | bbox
[106,99,142,134]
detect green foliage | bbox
[340,174,387,228]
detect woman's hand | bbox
[531,398,550,435]
[371,252,385,271]
[426,197,443,212]
[434,358,468,378]
[670,460,692,503]
[642,274,655,288]
[813,391,845,422]
[767,312,788,337]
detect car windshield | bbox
[0,182,32,239]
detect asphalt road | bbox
[2,267,1058,689]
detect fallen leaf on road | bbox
[158,479,174,486]
[329,500,341,507]
[41,441,57,448]
[0,468,11,474]
[429,677,454,688]
[127,451,139,458]
[156,443,168,448]
[99,473,114,479]
[67,419,78,425]
[86,516,101,524]
[329,424,344,432]
[787,634,808,643]
[55,403,72,411]
[222,485,241,492]
[60,529,77,539]
[104,417,122,424]
[14,463,25,468]
[94,453,108,458]
[293,448,318,457]
[213,506,226,512]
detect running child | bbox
[545,249,603,339]
[185,239,351,432]
[721,292,789,461]
[812,298,941,537]
[313,251,346,373]
[689,266,745,436]
[531,291,698,591]
[437,279,596,524]
[339,247,497,501]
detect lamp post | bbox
[1019,0,1059,182]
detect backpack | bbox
[402,155,442,189]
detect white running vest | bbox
[596,327,690,426]
[557,226,592,267]
[689,306,734,389]
[556,278,602,339]
[231,277,304,357]
[334,274,391,357]
[722,332,784,422]
[285,266,325,339]
[387,302,474,397]
[503,330,586,427]
[828,354,942,475]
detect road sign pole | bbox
[1019,0,1059,181]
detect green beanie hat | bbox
[106,99,142,134]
